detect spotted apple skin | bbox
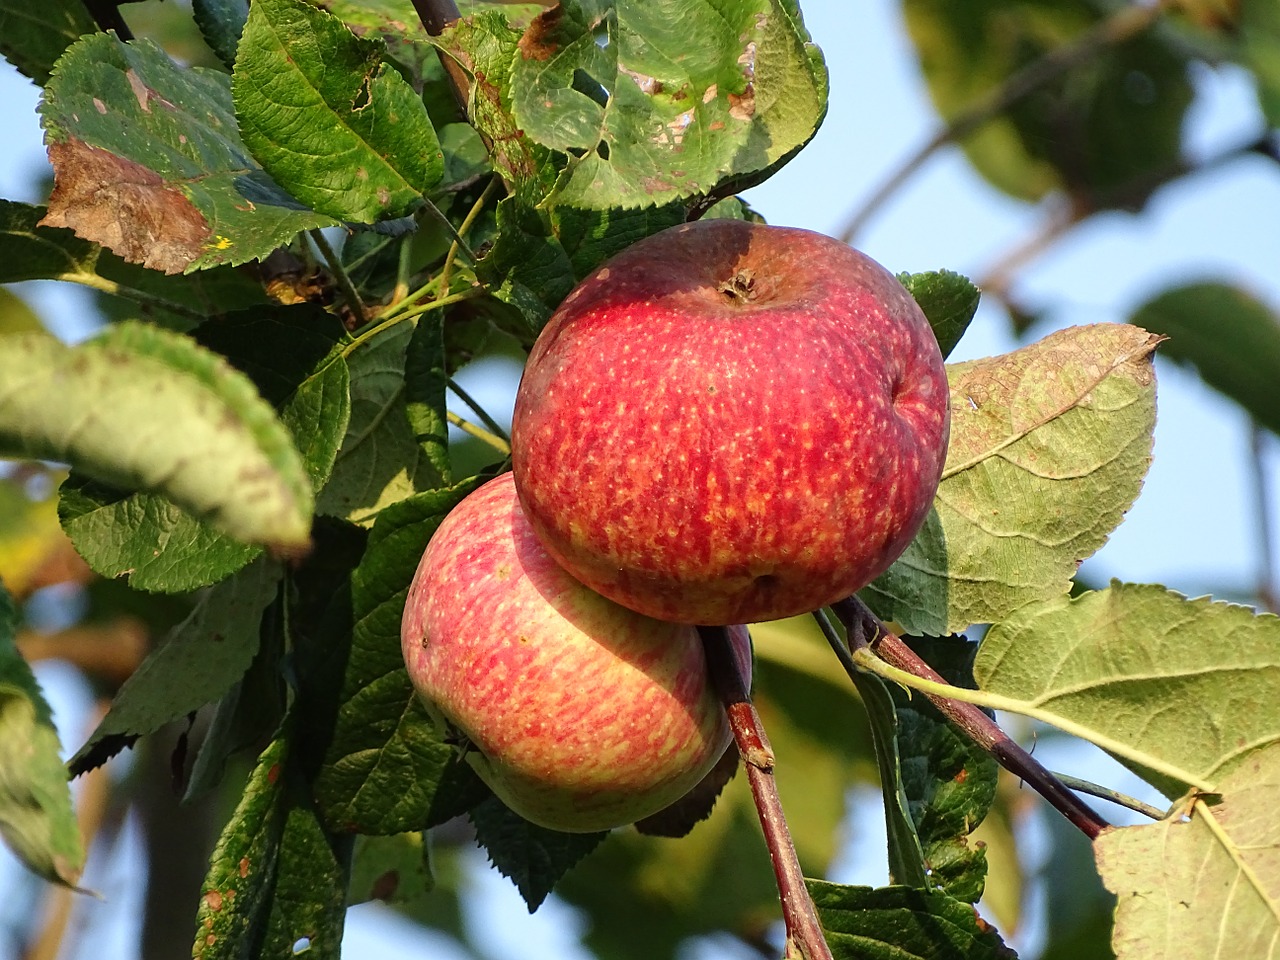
[511,219,950,625]
[401,472,751,833]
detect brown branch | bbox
[17,618,150,688]
[409,0,472,116]
[837,0,1170,244]
[699,626,833,960]
[830,598,1109,841]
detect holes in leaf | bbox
[572,68,610,108]
[292,938,312,955]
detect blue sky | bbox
[2,0,1279,956]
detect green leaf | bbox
[890,636,998,903]
[1129,281,1280,436]
[976,582,1280,798]
[348,832,433,906]
[0,322,314,552]
[259,794,348,960]
[0,584,85,888]
[317,324,448,525]
[193,0,249,69]
[68,557,281,776]
[0,288,45,336]
[0,198,99,282]
[314,480,487,834]
[233,0,443,223]
[509,0,827,209]
[470,795,607,912]
[404,315,452,485]
[0,0,96,86]
[40,32,337,274]
[904,0,1192,208]
[864,323,1160,635]
[808,880,1012,959]
[1095,740,1280,960]
[898,270,980,359]
[193,733,290,960]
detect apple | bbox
[400,472,752,833]
[510,218,950,625]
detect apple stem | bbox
[828,597,1110,841]
[699,626,834,960]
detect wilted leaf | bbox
[1130,280,1280,437]
[976,582,1280,798]
[68,557,281,776]
[317,323,447,525]
[808,880,1013,959]
[1095,740,1280,960]
[904,0,1192,207]
[40,32,336,273]
[0,0,95,86]
[898,270,980,359]
[865,323,1160,635]
[470,795,607,912]
[0,584,84,887]
[0,323,313,553]
[233,0,443,222]
[314,480,487,834]
[509,0,827,209]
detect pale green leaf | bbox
[348,833,433,906]
[976,582,1280,798]
[0,585,84,888]
[509,0,827,209]
[1095,740,1280,960]
[0,0,95,86]
[0,323,313,552]
[865,323,1160,635]
[40,32,337,274]
[233,0,443,222]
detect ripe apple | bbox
[510,218,950,625]
[400,472,752,833]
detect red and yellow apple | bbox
[510,219,950,625]
[400,472,751,833]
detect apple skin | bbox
[400,472,752,833]
[510,218,950,625]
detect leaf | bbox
[808,880,1013,959]
[1095,740,1280,960]
[904,0,1193,208]
[1241,0,1280,127]
[898,270,980,359]
[314,480,487,834]
[348,832,433,906]
[258,795,348,960]
[975,582,1280,799]
[0,322,313,552]
[233,0,443,223]
[316,323,448,525]
[0,197,99,282]
[864,323,1160,635]
[0,583,85,887]
[193,733,289,960]
[0,468,70,600]
[509,0,827,209]
[0,0,96,86]
[40,32,337,274]
[193,0,250,69]
[404,314,452,485]
[68,556,281,776]
[890,636,998,903]
[469,794,607,912]
[1129,281,1280,437]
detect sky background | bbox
[1,0,1278,956]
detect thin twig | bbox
[308,229,368,326]
[838,0,1170,243]
[57,273,208,324]
[446,411,510,455]
[448,377,510,443]
[342,286,487,357]
[699,626,833,960]
[408,0,471,114]
[830,598,1110,840]
[1049,772,1167,822]
[441,176,502,296]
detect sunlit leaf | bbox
[898,270,980,359]
[865,323,1160,635]
[1095,740,1280,960]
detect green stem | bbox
[392,236,414,306]
[849,645,1216,794]
[309,229,367,325]
[1049,772,1167,822]
[342,287,485,358]
[838,0,1170,243]
[441,176,501,297]
[58,273,206,323]
[448,377,510,444]
[446,411,510,454]
[420,196,477,265]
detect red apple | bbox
[400,472,751,833]
[510,219,950,625]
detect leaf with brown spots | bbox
[864,323,1161,635]
[39,32,336,273]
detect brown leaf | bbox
[41,138,210,275]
